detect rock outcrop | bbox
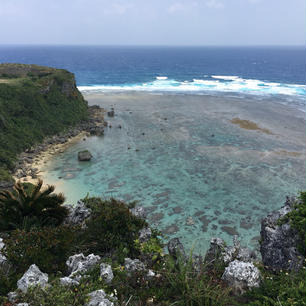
[167,238,186,260]
[100,263,114,284]
[66,253,101,279]
[65,200,91,227]
[260,196,304,271]
[17,264,48,293]
[87,289,115,306]
[222,260,260,295]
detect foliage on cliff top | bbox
[0,63,88,181]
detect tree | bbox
[0,179,68,231]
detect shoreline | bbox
[12,105,106,188]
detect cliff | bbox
[0,64,88,183]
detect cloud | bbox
[205,0,224,9]
[103,3,134,15]
[167,2,198,14]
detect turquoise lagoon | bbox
[43,92,306,254]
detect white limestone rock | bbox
[222,260,261,295]
[87,289,115,306]
[100,263,114,284]
[17,264,48,293]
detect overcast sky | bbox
[0,0,305,46]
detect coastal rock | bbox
[60,277,80,286]
[107,109,115,117]
[167,238,186,260]
[7,291,18,303]
[139,227,152,242]
[87,289,115,306]
[66,253,101,278]
[100,263,114,284]
[65,200,92,227]
[124,258,146,275]
[130,206,146,219]
[260,196,304,271]
[17,264,48,293]
[16,304,29,306]
[0,238,10,274]
[204,236,256,267]
[78,150,93,161]
[88,125,104,136]
[221,260,261,295]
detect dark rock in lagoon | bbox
[173,206,183,214]
[163,224,179,235]
[107,109,115,117]
[218,219,232,225]
[260,196,305,271]
[222,226,239,236]
[240,219,253,230]
[212,224,218,230]
[150,212,164,223]
[78,150,93,161]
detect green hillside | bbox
[0,63,88,182]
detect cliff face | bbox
[0,63,88,182]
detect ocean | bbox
[0,45,305,98]
[1,46,306,253]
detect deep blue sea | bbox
[2,46,306,253]
[0,46,305,99]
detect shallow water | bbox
[43,93,306,254]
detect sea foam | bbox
[78,75,306,101]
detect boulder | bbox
[65,200,91,227]
[260,196,304,271]
[124,258,146,275]
[17,264,48,293]
[221,260,261,295]
[100,263,114,284]
[0,238,10,274]
[130,206,146,219]
[167,238,186,260]
[139,227,152,242]
[60,277,80,286]
[66,253,101,278]
[16,304,29,306]
[107,110,115,117]
[78,150,93,161]
[87,289,115,306]
[7,291,18,303]
[204,236,255,267]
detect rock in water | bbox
[222,260,261,295]
[100,263,114,284]
[130,206,146,219]
[78,150,93,161]
[17,264,48,293]
[87,289,115,306]
[260,196,305,271]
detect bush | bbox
[79,197,146,258]
[3,225,78,276]
[246,268,306,306]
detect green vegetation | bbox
[0,63,88,182]
[80,197,147,259]
[0,179,68,231]
[246,266,306,306]
[0,182,305,305]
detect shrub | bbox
[79,197,146,258]
[3,225,78,276]
[0,180,69,231]
[246,267,306,306]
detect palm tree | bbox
[0,179,68,231]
